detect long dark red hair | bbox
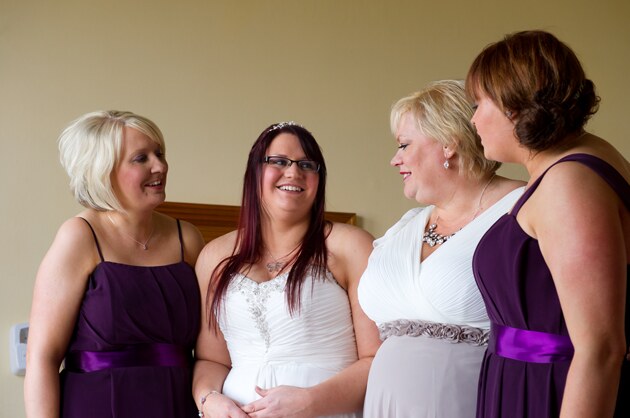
[207,122,330,327]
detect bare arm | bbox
[244,224,380,417]
[523,163,626,418]
[193,236,250,418]
[24,217,99,418]
[308,224,380,415]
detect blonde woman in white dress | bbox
[358,80,525,418]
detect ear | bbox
[443,144,457,159]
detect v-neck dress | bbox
[473,154,630,417]
[358,188,524,418]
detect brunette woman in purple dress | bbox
[24,111,205,417]
[467,31,629,418]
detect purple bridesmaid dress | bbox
[473,154,629,418]
[59,219,200,417]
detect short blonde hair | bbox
[391,80,500,179]
[58,110,166,211]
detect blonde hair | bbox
[391,80,500,179]
[58,110,165,211]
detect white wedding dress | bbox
[358,187,524,418]
[219,269,362,418]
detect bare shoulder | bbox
[326,222,374,251]
[55,215,99,255]
[38,214,101,285]
[326,223,374,289]
[179,219,206,262]
[201,230,238,258]
[487,176,526,205]
[494,176,526,193]
[524,159,621,235]
[195,230,238,285]
[570,134,630,180]
[541,159,618,202]
[178,218,204,241]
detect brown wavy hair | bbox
[466,30,600,152]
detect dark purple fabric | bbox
[473,153,630,418]
[65,343,190,373]
[59,261,200,418]
[492,323,573,363]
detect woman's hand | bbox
[200,392,249,418]
[242,386,315,418]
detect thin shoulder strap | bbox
[512,153,630,216]
[176,219,184,262]
[77,217,105,262]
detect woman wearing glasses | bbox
[193,122,380,418]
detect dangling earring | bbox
[505,110,513,119]
[443,160,450,169]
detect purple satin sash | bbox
[492,323,574,363]
[64,343,191,373]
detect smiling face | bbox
[261,132,319,218]
[390,112,446,204]
[471,94,520,163]
[111,126,168,212]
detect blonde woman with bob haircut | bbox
[24,110,205,418]
[358,80,524,417]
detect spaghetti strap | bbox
[176,219,184,262]
[78,217,105,262]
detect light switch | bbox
[10,322,28,376]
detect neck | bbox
[261,209,309,242]
[260,221,306,275]
[105,211,155,250]
[261,221,307,257]
[522,131,589,181]
[107,211,154,233]
[432,173,496,227]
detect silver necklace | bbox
[265,251,285,273]
[107,213,154,250]
[422,174,495,248]
[265,246,298,273]
[422,217,455,247]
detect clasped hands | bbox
[202,385,316,418]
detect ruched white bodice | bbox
[358,187,524,329]
[219,270,361,418]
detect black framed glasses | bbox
[263,156,320,173]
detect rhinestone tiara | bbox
[268,121,302,132]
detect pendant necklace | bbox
[265,251,285,273]
[422,174,495,248]
[265,246,298,273]
[107,213,154,250]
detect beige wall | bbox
[1,0,628,415]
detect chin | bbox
[148,195,166,209]
[402,191,416,202]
